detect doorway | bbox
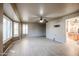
[66,16,79,45]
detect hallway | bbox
[6,37,79,56]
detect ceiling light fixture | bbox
[40,19,44,23]
[39,16,48,23]
[39,16,43,23]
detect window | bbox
[3,15,12,43]
[23,24,28,34]
[14,22,19,37]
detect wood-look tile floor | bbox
[6,37,79,56]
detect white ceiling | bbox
[4,3,79,23]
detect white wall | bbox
[46,11,79,43]
[46,18,66,43]
[28,23,46,37]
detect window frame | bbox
[3,15,13,44]
[13,22,19,37]
[22,24,28,35]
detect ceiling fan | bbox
[39,16,48,23]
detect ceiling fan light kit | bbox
[39,16,48,23]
